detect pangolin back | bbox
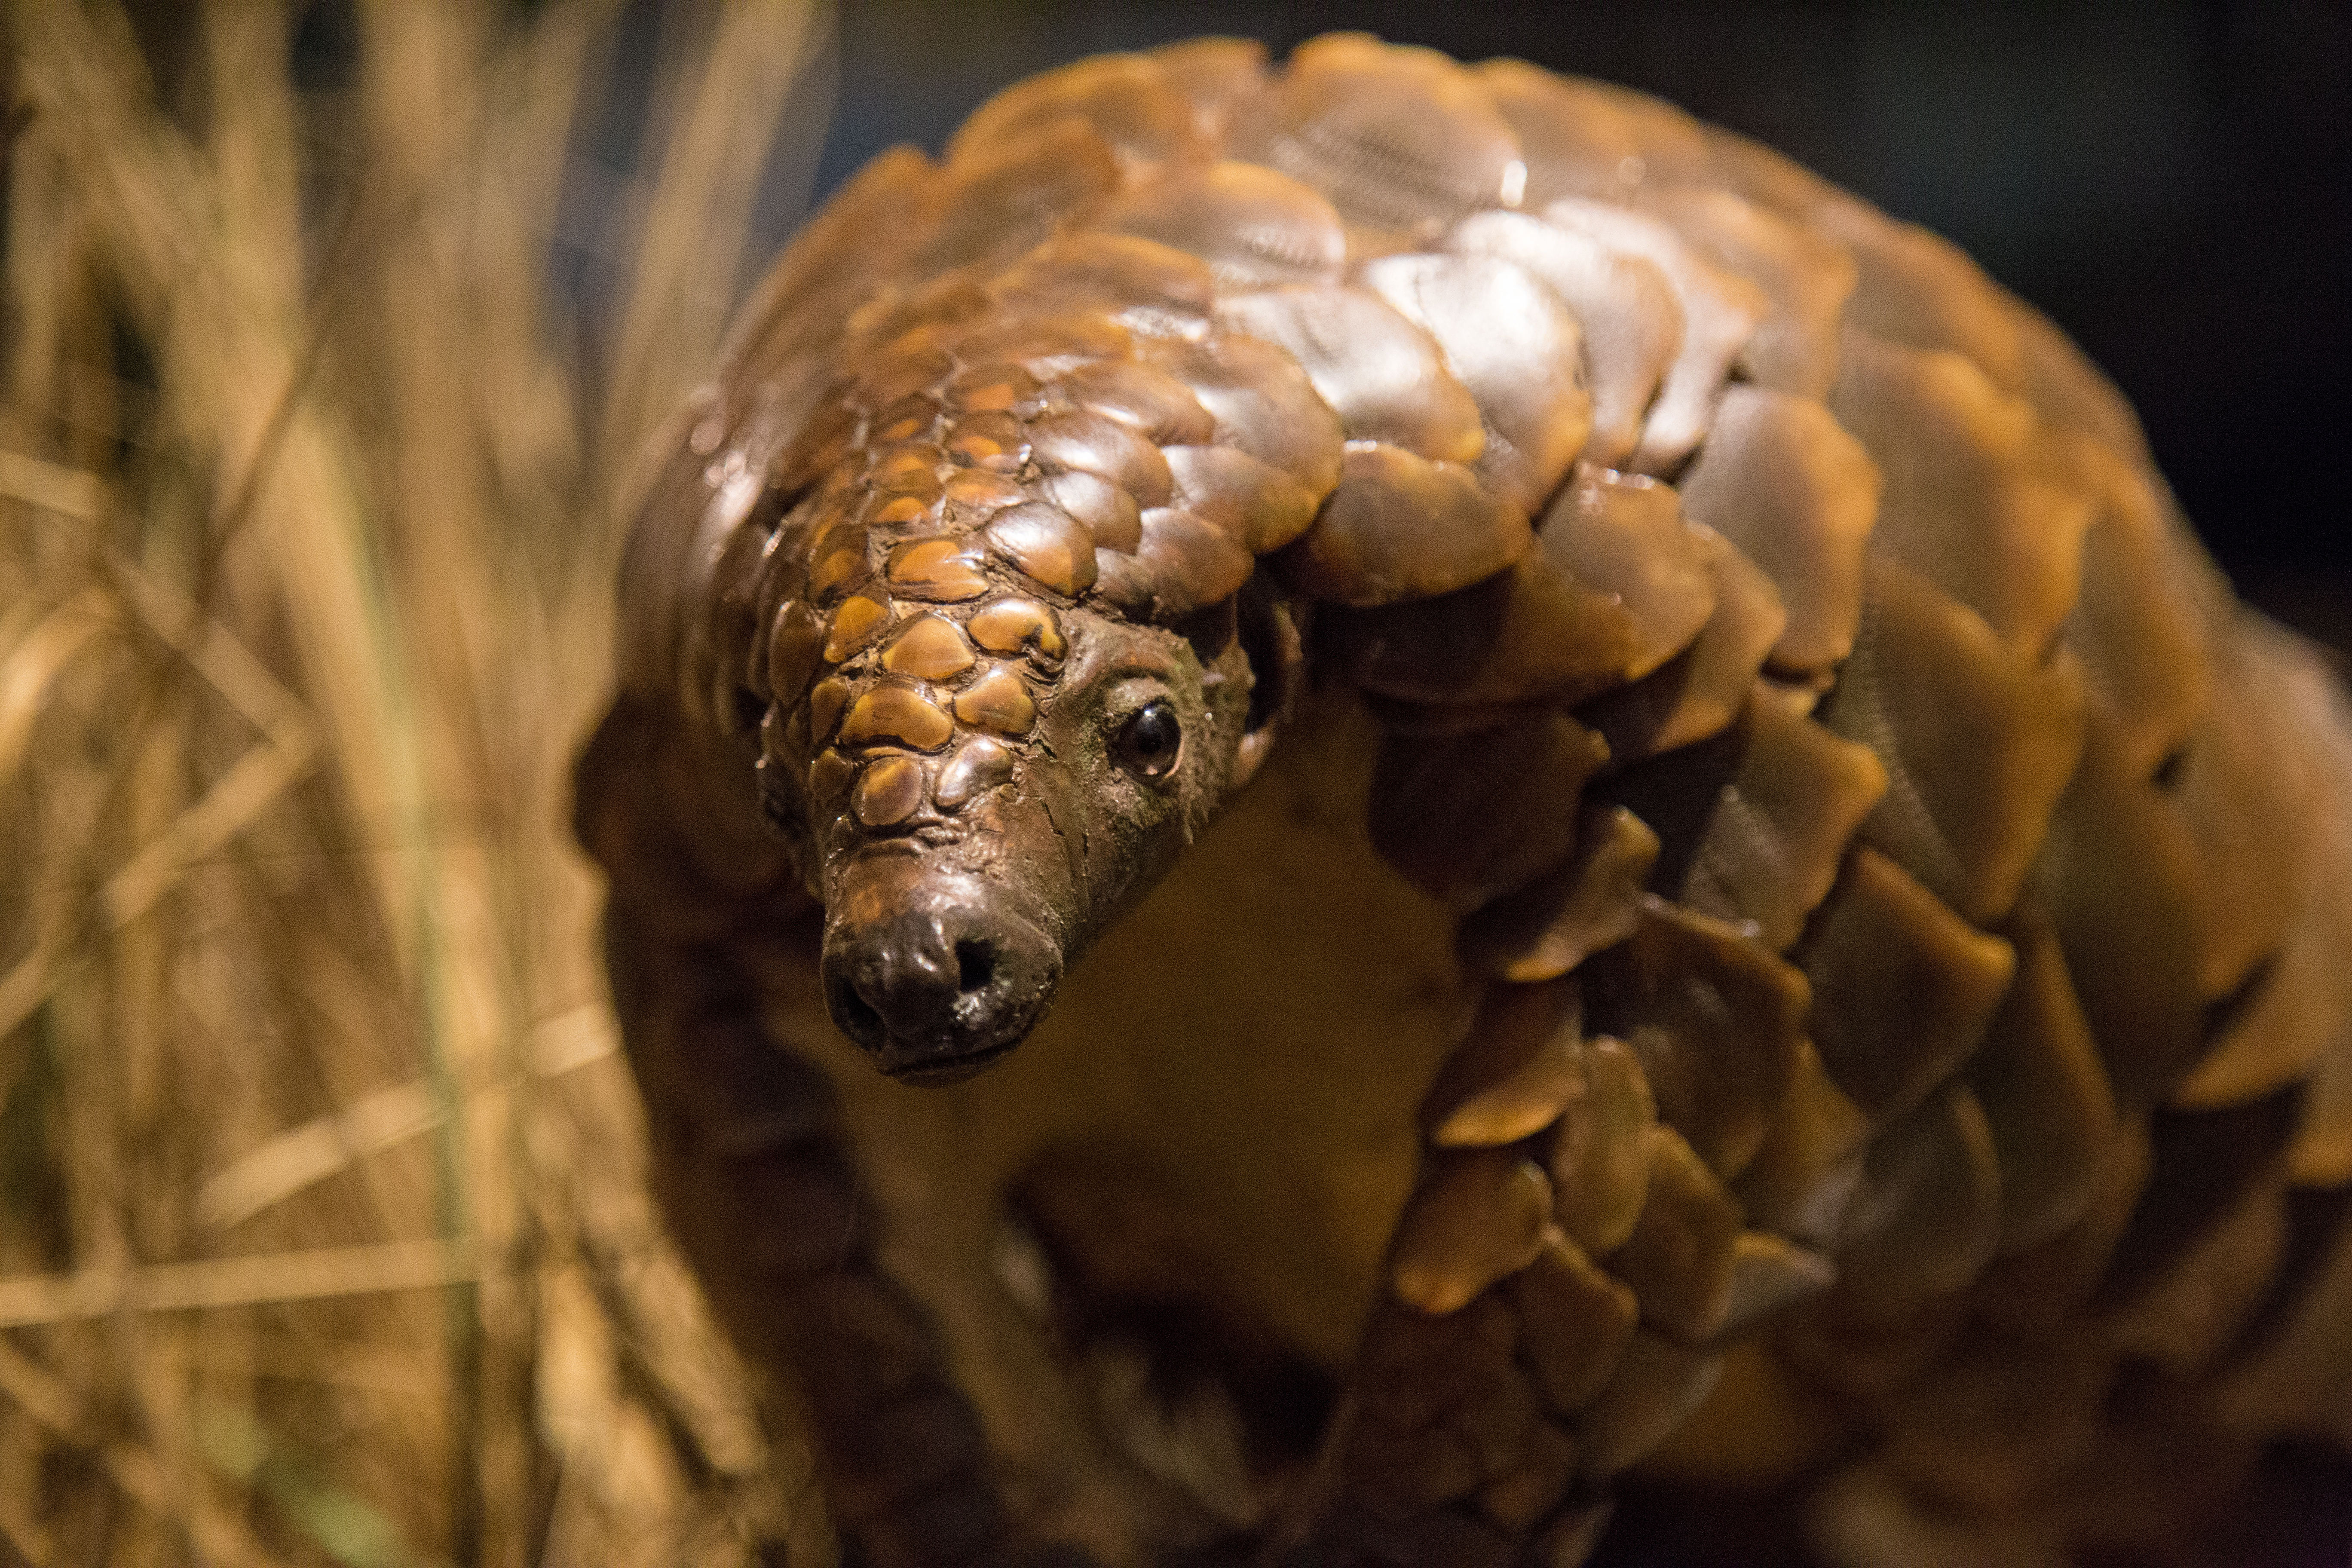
[601,31,2352,1565]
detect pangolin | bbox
[572,33,2352,1568]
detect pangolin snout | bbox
[820,859,1061,1082]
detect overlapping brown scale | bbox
[965,597,1067,666]
[807,524,873,605]
[748,498,818,646]
[1675,386,1880,673]
[884,538,990,603]
[1388,1148,1554,1315]
[862,447,944,510]
[2060,446,2215,783]
[940,410,1026,474]
[2092,1089,2301,1324]
[1535,465,1717,682]
[1047,359,1214,446]
[1091,508,1256,622]
[1819,560,2086,928]
[1161,444,1320,554]
[1587,897,1810,1180]
[1474,61,1712,206]
[693,488,796,730]
[879,614,976,682]
[840,271,994,370]
[1510,1234,1639,1412]
[1215,285,1484,463]
[1715,1231,1836,1339]
[1972,1118,2150,1337]
[2108,1182,2288,1379]
[1238,34,1524,233]
[1965,905,2118,1253]
[1735,1041,1872,1249]
[933,737,1016,812]
[1365,707,1607,910]
[851,755,926,829]
[1475,1420,1584,1539]
[1605,1123,1746,1342]
[772,396,860,496]
[981,231,1217,335]
[1472,60,1645,205]
[1421,975,1583,1148]
[952,667,1038,736]
[1360,251,1592,514]
[1684,682,1890,953]
[940,467,1029,521]
[821,594,891,664]
[1279,443,1530,609]
[1829,331,2100,657]
[1025,408,1173,507]
[850,320,964,411]
[714,132,934,369]
[866,391,943,446]
[1647,186,1856,398]
[797,466,869,547]
[2034,702,2234,1113]
[942,361,1042,416]
[1150,35,1265,122]
[807,746,857,806]
[2175,659,2352,1112]
[839,682,955,752]
[1576,528,1786,766]
[1328,532,1639,707]
[1830,1084,2004,1322]
[1576,1330,1723,1480]
[1032,469,1141,551]
[1446,210,1681,474]
[2288,1039,2352,1190]
[807,677,852,746]
[2211,1198,2352,1441]
[983,502,1098,598]
[1334,1294,1546,1516]
[764,600,826,710]
[912,117,1121,279]
[866,496,929,542]
[952,311,1136,380]
[1693,119,1856,228]
[1816,202,2027,393]
[1868,1329,2110,1519]
[1458,806,1660,984]
[1799,847,2018,1122]
[2150,622,2318,1006]
[1139,331,1347,496]
[946,51,1195,169]
[1548,1035,1658,1256]
[1488,1413,1590,1523]
[1543,196,1767,475]
[1098,161,1348,288]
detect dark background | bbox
[773,1,2351,627]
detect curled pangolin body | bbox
[583,32,2352,1568]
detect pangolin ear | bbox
[1231,581,1303,790]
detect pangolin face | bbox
[748,457,1285,1082]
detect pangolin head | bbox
[741,345,1301,1084]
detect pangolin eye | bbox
[1113,701,1182,779]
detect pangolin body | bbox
[574,33,2352,1567]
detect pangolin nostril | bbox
[955,938,997,995]
[828,971,887,1048]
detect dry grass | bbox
[0,2,836,1562]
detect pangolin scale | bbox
[573,33,2352,1568]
